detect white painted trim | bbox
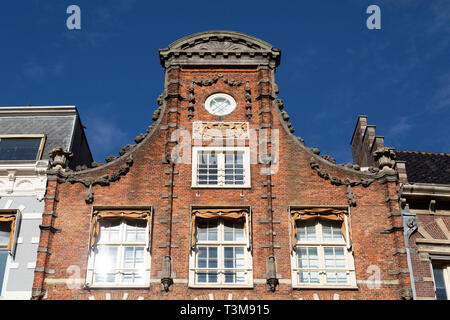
[290,219,357,288]
[85,217,151,288]
[0,290,31,300]
[21,213,44,220]
[0,160,48,200]
[188,218,253,288]
[191,146,251,188]
[204,93,237,116]
[0,106,78,116]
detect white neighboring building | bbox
[0,106,93,299]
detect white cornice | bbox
[401,183,450,199]
[0,160,48,200]
[0,106,78,117]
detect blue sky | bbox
[0,0,448,163]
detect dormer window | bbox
[0,135,46,161]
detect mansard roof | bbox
[0,106,93,168]
[159,30,281,68]
[395,150,450,185]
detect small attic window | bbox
[0,135,46,161]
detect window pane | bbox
[209,247,217,258]
[324,247,346,270]
[197,221,208,241]
[99,220,121,242]
[208,273,218,283]
[197,220,218,241]
[326,272,337,283]
[297,247,318,269]
[125,220,147,242]
[299,271,319,284]
[196,271,219,283]
[224,247,233,259]
[95,246,118,271]
[0,223,11,245]
[222,151,245,186]
[0,249,8,294]
[0,137,42,160]
[322,221,344,242]
[223,220,245,242]
[197,272,207,283]
[225,272,235,283]
[223,246,246,284]
[197,152,220,185]
[122,247,145,270]
[337,273,347,283]
[297,221,316,241]
[433,265,449,300]
[197,247,218,269]
[198,247,207,258]
[323,224,332,240]
[94,246,118,284]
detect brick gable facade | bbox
[32,31,411,300]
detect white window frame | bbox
[0,213,16,298]
[86,217,151,288]
[189,218,253,288]
[191,146,251,188]
[290,217,357,289]
[431,261,450,300]
[204,93,237,116]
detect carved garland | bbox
[309,157,376,207]
[188,74,252,119]
[55,155,134,187]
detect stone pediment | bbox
[159,30,281,68]
[185,40,257,52]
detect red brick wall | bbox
[407,213,450,299]
[34,66,410,300]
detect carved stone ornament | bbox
[397,288,413,300]
[346,185,357,207]
[192,122,249,140]
[265,255,279,292]
[158,31,281,69]
[187,73,250,119]
[54,155,134,188]
[160,255,173,292]
[373,147,396,171]
[49,147,73,171]
[403,204,418,240]
[309,157,376,188]
[85,184,94,204]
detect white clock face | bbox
[204,93,236,116]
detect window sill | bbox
[188,284,254,289]
[292,285,359,290]
[191,185,251,189]
[84,284,150,290]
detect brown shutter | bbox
[0,213,17,254]
[290,208,349,250]
[190,208,249,248]
[89,210,152,248]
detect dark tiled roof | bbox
[0,116,75,160]
[395,150,450,184]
